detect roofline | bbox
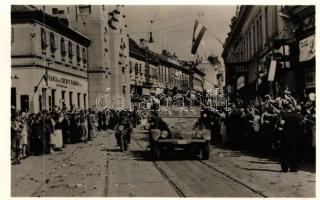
[11,9,91,46]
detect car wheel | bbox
[200,143,209,160]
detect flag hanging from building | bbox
[191,20,206,54]
[268,60,277,81]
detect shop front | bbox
[11,68,88,113]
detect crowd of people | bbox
[11,105,99,164]
[203,89,315,171]
[10,104,140,165]
[11,90,315,172]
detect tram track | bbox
[197,160,267,197]
[133,138,186,197]
[133,136,267,198]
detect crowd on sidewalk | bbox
[11,105,99,165]
[203,89,316,167]
[11,104,141,165]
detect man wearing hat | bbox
[280,101,303,172]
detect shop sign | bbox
[142,88,150,95]
[237,76,245,90]
[48,75,82,88]
[305,71,315,89]
[299,34,315,62]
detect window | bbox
[11,87,16,108]
[61,38,66,57]
[265,6,269,40]
[129,61,132,73]
[50,32,57,52]
[259,15,263,49]
[83,94,87,109]
[253,25,256,54]
[41,28,47,50]
[69,91,73,108]
[77,93,80,107]
[52,8,58,14]
[122,86,126,95]
[139,64,142,75]
[248,31,251,58]
[61,90,65,100]
[61,90,66,109]
[78,5,91,14]
[272,6,278,34]
[82,48,87,63]
[76,45,81,61]
[244,35,247,61]
[135,63,138,75]
[256,19,260,50]
[51,89,56,109]
[11,27,14,43]
[68,41,73,58]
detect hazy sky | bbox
[124,5,236,60]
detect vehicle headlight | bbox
[160,130,169,138]
[118,125,124,131]
[203,129,211,140]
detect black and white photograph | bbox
[5,3,317,198]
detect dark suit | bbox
[281,111,303,171]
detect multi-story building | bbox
[11,6,90,113]
[281,6,315,94]
[222,5,312,101]
[36,5,130,108]
[197,57,226,95]
[128,38,204,100]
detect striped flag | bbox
[191,20,206,54]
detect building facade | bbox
[11,6,90,113]
[197,57,226,95]
[282,6,315,94]
[36,5,130,109]
[128,38,203,100]
[222,5,314,101]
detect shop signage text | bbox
[299,34,315,62]
[48,75,82,88]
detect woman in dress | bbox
[20,112,29,159]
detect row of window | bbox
[231,6,279,63]
[128,60,190,86]
[41,28,88,64]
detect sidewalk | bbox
[206,146,315,197]
[11,131,111,197]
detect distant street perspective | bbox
[10,5,315,198]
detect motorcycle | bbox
[115,116,132,152]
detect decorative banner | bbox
[237,76,245,90]
[191,20,206,54]
[299,34,315,62]
[268,60,277,81]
